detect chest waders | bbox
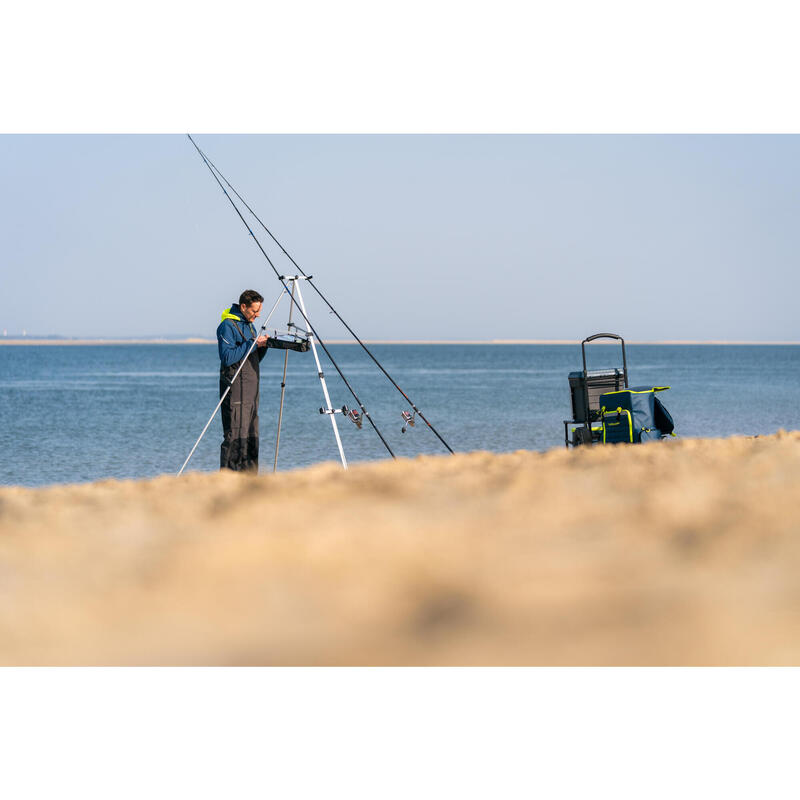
[220,320,261,471]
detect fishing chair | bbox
[564,333,628,446]
[599,386,675,443]
[563,333,677,446]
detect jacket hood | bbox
[220,304,242,323]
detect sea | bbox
[1,343,798,487]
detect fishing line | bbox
[187,134,396,459]
[193,141,454,454]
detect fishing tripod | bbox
[177,134,455,477]
[178,276,351,475]
[273,275,348,470]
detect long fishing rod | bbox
[193,141,454,454]
[187,134,396,460]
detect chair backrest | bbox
[569,369,626,422]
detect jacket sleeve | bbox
[217,320,254,367]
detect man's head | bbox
[239,289,264,323]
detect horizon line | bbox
[1,338,799,346]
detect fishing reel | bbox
[401,410,416,434]
[319,405,363,429]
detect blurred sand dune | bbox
[1,432,799,665]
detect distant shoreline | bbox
[1,338,799,346]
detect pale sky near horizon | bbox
[1,134,798,341]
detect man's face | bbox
[241,302,262,323]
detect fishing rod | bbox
[193,141,454,454]
[187,134,396,460]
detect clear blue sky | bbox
[1,134,798,341]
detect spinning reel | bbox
[320,405,363,429]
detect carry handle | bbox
[581,332,628,388]
[582,333,623,344]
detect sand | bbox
[1,432,799,665]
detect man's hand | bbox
[256,335,268,347]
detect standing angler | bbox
[217,289,269,472]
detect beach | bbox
[1,431,799,665]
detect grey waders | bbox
[220,338,263,472]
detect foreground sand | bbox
[1,433,799,665]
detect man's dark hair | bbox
[239,289,264,307]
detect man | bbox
[216,289,310,472]
[217,290,268,472]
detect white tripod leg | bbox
[292,280,347,469]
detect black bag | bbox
[653,395,674,435]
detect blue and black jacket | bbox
[216,304,266,369]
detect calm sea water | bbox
[1,343,798,487]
